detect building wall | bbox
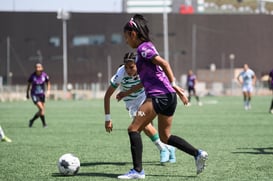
[0,12,272,86]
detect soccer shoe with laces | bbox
[118,169,145,179]
[195,150,208,174]
[160,147,170,163]
[168,146,176,163]
[2,136,12,142]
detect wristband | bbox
[170,81,176,87]
[105,114,111,121]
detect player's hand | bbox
[116,92,126,102]
[46,90,50,98]
[105,120,113,133]
[172,85,189,105]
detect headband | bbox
[128,18,138,30]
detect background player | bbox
[104,52,176,164]
[26,63,51,128]
[237,64,256,110]
[186,69,202,106]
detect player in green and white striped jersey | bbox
[104,52,176,164]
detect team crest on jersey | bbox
[113,75,119,82]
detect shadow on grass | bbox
[52,161,196,179]
[52,172,119,178]
[80,161,160,167]
[52,172,197,179]
[232,147,273,154]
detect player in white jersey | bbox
[104,52,176,164]
[237,64,256,110]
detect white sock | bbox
[0,126,5,140]
[153,139,167,151]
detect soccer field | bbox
[0,96,272,181]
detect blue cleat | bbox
[160,147,170,163]
[168,146,176,163]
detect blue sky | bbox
[0,0,123,12]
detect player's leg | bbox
[188,87,192,103]
[156,93,207,174]
[29,95,40,127]
[269,98,273,114]
[143,123,175,163]
[118,100,155,179]
[193,88,201,106]
[247,91,252,109]
[269,90,273,114]
[157,114,208,174]
[37,101,47,127]
[242,91,248,110]
[0,126,12,142]
[128,97,169,162]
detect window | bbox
[49,36,60,47]
[111,33,122,44]
[72,35,105,46]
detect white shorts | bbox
[242,84,253,92]
[125,93,146,118]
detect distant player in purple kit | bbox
[237,64,256,110]
[269,68,273,114]
[117,14,208,179]
[187,69,202,106]
[26,63,51,128]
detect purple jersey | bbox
[269,69,273,88]
[187,74,196,88]
[136,41,175,97]
[28,72,49,95]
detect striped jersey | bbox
[110,65,145,102]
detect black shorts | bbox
[31,94,45,104]
[188,86,196,94]
[152,93,177,116]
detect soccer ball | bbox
[57,153,80,176]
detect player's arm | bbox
[252,74,257,85]
[193,77,197,87]
[26,82,31,99]
[46,80,51,97]
[116,82,143,101]
[237,74,242,85]
[104,85,117,133]
[268,74,272,89]
[152,55,188,105]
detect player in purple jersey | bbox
[104,52,176,164]
[187,70,201,106]
[269,68,273,114]
[26,63,51,128]
[116,14,208,179]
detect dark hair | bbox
[124,14,151,42]
[123,52,136,63]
